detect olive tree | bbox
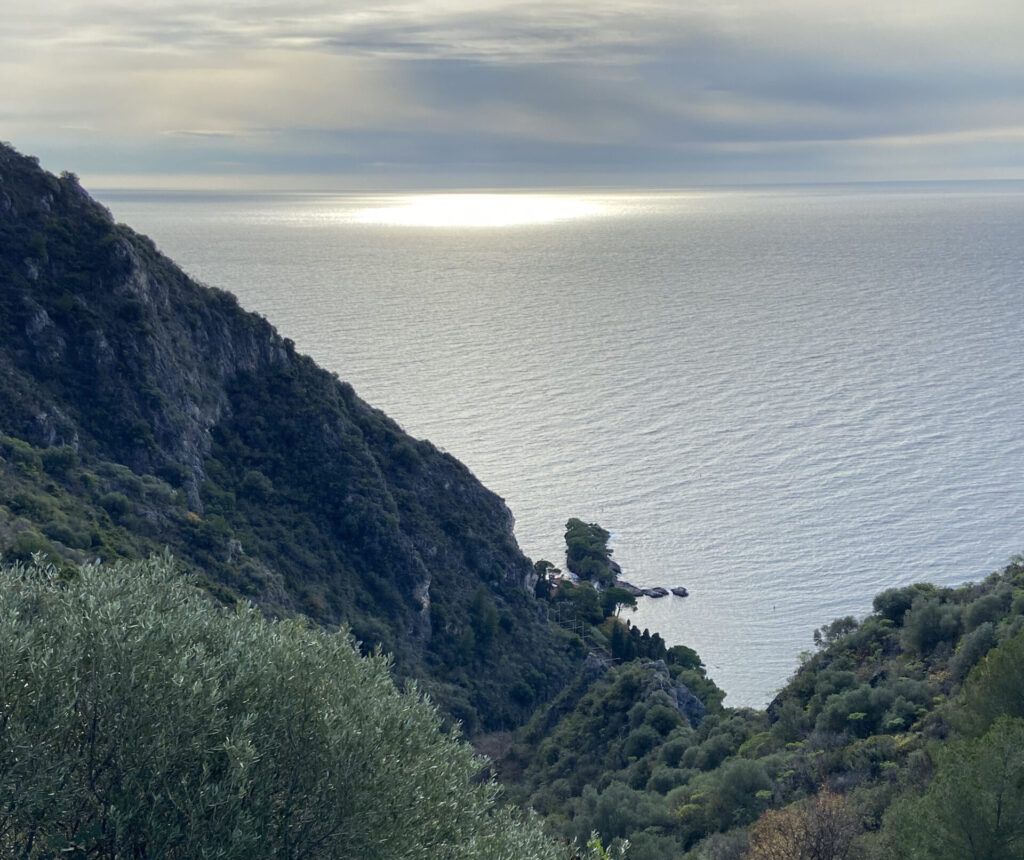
[0,555,576,859]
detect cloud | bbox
[5,0,1024,184]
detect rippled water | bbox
[100,185,1024,706]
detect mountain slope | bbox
[0,143,576,731]
[500,559,1024,859]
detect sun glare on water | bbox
[349,194,607,227]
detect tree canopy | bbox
[0,555,575,859]
[564,518,616,587]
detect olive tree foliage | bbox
[0,556,580,860]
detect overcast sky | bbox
[4,0,1024,188]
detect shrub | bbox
[4,530,58,563]
[98,491,131,518]
[41,520,91,549]
[899,595,960,656]
[747,787,862,860]
[8,489,58,521]
[645,703,684,735]
[873,584,933,626]
[964,592,1008,631]
[950,621,999,683]
[623,724,662,758]
[40,445,78,476]
[240,469,274,501]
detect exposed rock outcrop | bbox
[648,659,706,726]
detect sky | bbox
[4,0,1024,189]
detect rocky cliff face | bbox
[0,149,288,500]
[0,143,576,731]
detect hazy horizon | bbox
[83,178,1024,200]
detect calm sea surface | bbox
[98,185,1024,706]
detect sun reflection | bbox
[349,193,607,227]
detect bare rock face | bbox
[649,660,706,727]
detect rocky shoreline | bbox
[617,580,688,599]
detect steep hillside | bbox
[501,558,1024,859]
[0,143,576,731]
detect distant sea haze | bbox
[101,184,1024,706]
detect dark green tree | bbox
[900,595,961,656]
[958,630,1024,734]
[469,585,499,652]
[564,518,616,587]
[610,621,637,661]
[554,580,604,626]
[601,586,638,618]
[882,717,1024,859]
[534,559,560,599]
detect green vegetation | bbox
[497,558,1024,859]
[564,518,617,587]
[881,715,1024,859]
[0,554,593,860]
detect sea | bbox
[96,183,1024,707]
